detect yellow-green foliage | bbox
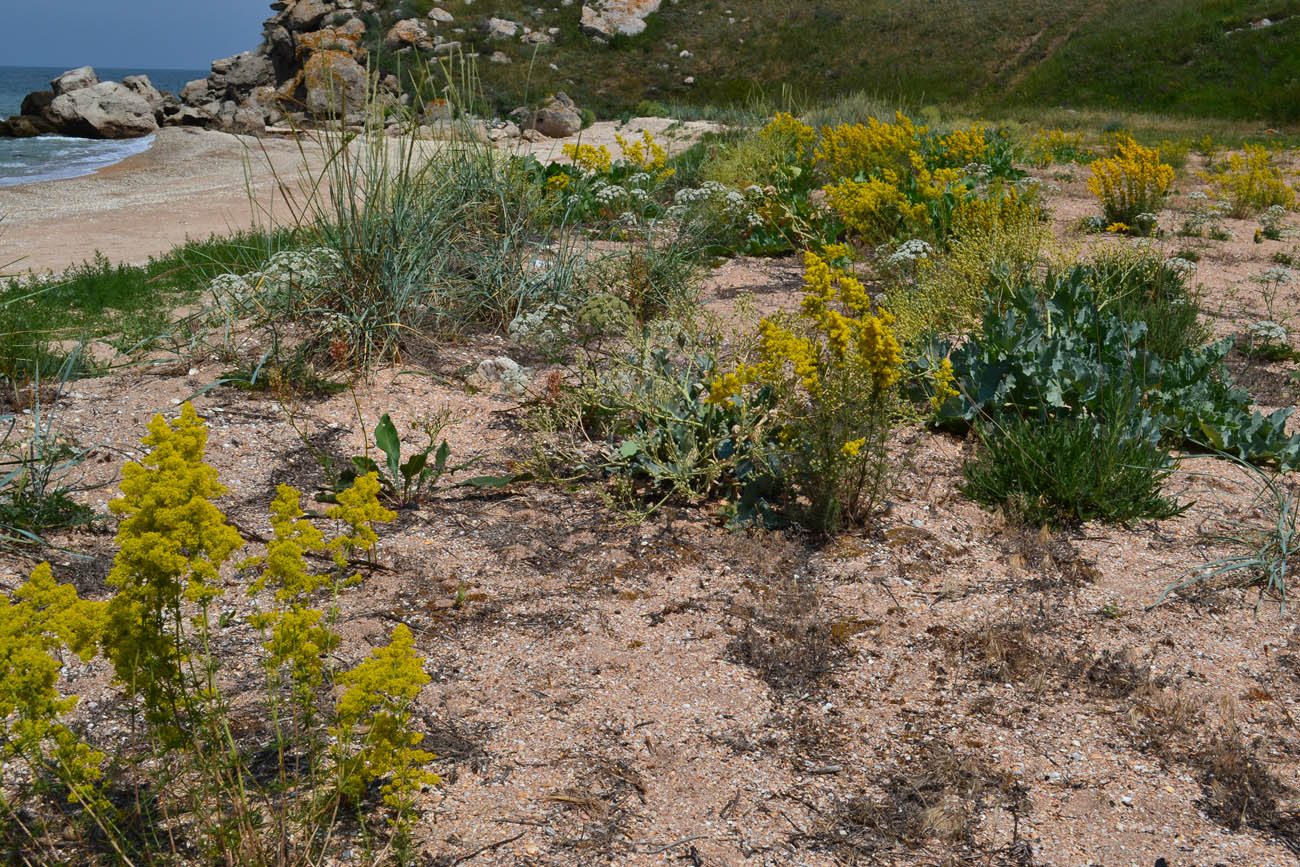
[327,471,396,574]
[247,485,337,695]
[0,563,105,807]
[1027,128,1086,167]
[1199,144,1297,217]
[815,112,925,179]
[1086,137,1174,225]
[892,188,1049,341]
[615,130,674,180]
[703,113,817,190]
[333,624,437,817]
[824,176,929,243]
[561,142,612,174]
[102,402,243,726]
[749,250,901,530]
[929,123,992,168]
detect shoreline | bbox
[0,126,317,274]
[0,117,711,276]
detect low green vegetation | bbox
[372,0,1300,125]
[1,65,1299,862]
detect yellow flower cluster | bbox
[705,365,757,406]
[824,176,928,244]
[756,251,901,396]
[615,130,674,179]
[932,123,990,167]
[930,357,958,410]
[760,111,817,157]
[1198,144,1296,217]
[815,112,926,180]
[1027,128,1085,167]
[545,173,571,193]
[561,142,612,174]
[1086,137,1174,224]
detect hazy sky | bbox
[0,0,272,70]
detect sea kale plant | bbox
[922,268,1300,470]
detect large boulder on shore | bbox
[47,82,159,139]
[51,66,99,95]
[303,50,367,119]
[210,51,276,94]
[121,75,165,119]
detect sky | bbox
[0,0,273,70]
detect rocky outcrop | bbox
[2,1,607,139]
[47,82,159,139]
[580,0,663,41]
[51,66,99,96]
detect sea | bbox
[0,65,206,188]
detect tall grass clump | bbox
[1155,457,1298,611]
[244,64,582,368]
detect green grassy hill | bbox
[382,0,1300,123]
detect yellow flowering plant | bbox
[747,250,902,530]
[816,114,1022,246]
[1199,144,1296,217]
[1086,137,1174,228]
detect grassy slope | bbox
[387,0,1300,124]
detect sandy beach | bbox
[0,118,713,275]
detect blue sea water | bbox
[0,65,206,188]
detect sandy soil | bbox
[2,148,1299,866]
[0,117,713,275]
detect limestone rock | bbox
[483,17,520,39]
[180,78,210,106]
[428,6,454,23]
[121,75,165,118]
[287,0,332,31]
[530,92,582,138]
[580,0,662,40]
[385,18,436,51]
[211,51,275,92]
[303,50,367,119]
[47,82,158,138]
[51,66,99,96]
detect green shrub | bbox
[962,398,1184,526]
[924,270,1300,469]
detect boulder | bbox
[47,82,158,138]
[303,50,367,119]
[296,19,367,57]
[180,78,210,105]
[211,51,275,92]
[385,18,435,51]
[433,41,462,55]
[580,0,661,40]
[530,92,582,138]
[19,89,56,120]
[232,106,267,135]
[50,66,99,96]
[0,116,47,138]
[121,75,165,118]
[428,7,455,24]
[488,51,511,64]
[287,0,331,31]
[483,17,520,39]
